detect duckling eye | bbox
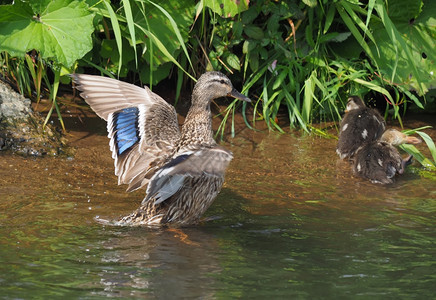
[220,80,226,85]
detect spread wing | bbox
[71,74,181,191]
[142,146,233,205]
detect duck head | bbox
[345,96,365,112]
[380,129,422,146]
[191,71,251,106]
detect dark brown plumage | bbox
[71,71,250,226]
[337,96,386,159]
[352,129,421,184]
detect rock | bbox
[0,80,32,119]
[0,79,70,156]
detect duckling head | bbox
[345,96,365,112]
[192,71,251,106]
[380,129,422,146]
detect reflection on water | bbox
[0,120,435,298]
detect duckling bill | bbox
[337,96,386,159]
[353,129,421,184]
[71,71,250,226]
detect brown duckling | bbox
[353,129,421,184]
[337,96,386,159]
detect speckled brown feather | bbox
[337,96,386,159]
[72,72,250,226]
[71,74,181,191]
[353,141,402,184]
[352,129,421,184]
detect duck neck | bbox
[180,94,215,147]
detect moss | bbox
[0,112,73,157]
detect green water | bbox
[0,126,435,298]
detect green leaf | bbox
[385,0,422,22]
[147,0,194,73]
[399,128,436,168]
[103,1,123,75]
[122,0,137,66]
[242,40,257,54]
[352,77,394,104]
[337,1,379,61]
[302,71,317,124]
[99,38,135,75]
[226,53,240,71]
[139,62,172,86]
[244,25,264,40]
[324,5,336,34]
[233,21,243,37]
[330,32,352,42]
[306,56,326,67]
[303,0,317,8]
[318,32,339,43]
[137,26,195,81]
[242,6,259,24]
[242,40,250,54]
[369,0,435,94]
[204,0,249,18]
[0,0,95,67]
[415,131,436,164]
[400,144,436,170]
[249,51,259,72]
[272,71,287,90]
[132,0,195,67]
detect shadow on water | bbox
[0,115,435,298]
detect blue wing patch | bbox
[112,107,140,156]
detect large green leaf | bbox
[369,0,436,94]
[204,0,249,18]
[0,0,95,67]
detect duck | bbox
[336,96,386,159]
[352,128,421,184]
[71,71,251,226]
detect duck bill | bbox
[228,89,251,102]
[405,136,422,144]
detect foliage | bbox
[370,0,436,94]
[2,0,434,129]
[401,127,436,170]
[0,0,94,67]
[0,0,197,130]
[193,0,436,169]
[203,0,249,18]
[0,0,435,137]
[82,0,196,85]
[0,0,435,173]
[0,0,95,131]
[194,0,435,135]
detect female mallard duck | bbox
[353,129,421,184]
[71,71,250,226]
[337,96,386,159]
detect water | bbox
[0,119,435,298]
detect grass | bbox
[401,127,436,170]
[1,0,435,175]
